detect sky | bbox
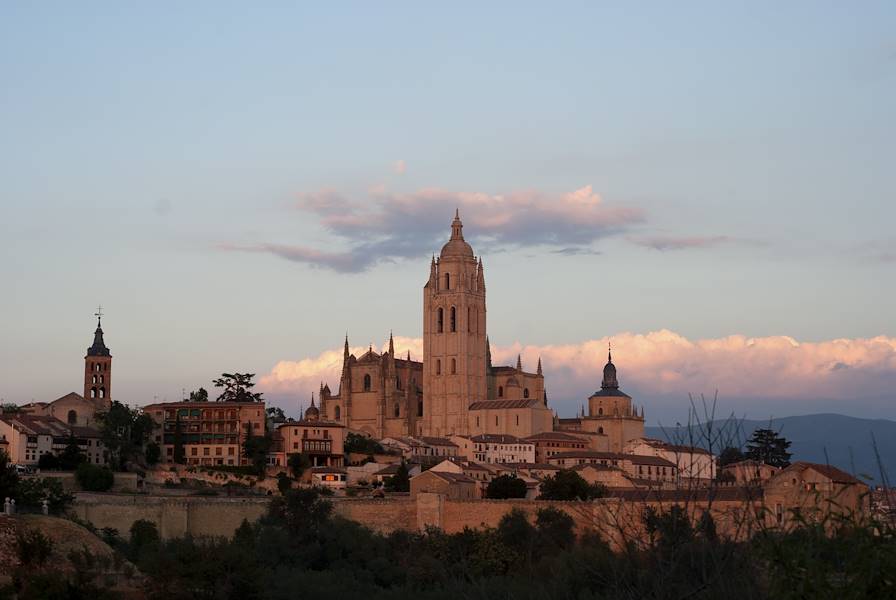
[1,2,894,425]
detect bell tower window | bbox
[67,410,77,424]
[450,307,456,332]
[524,388,530,399]
[498,386,503,398]
[363,374,372,391]
[445,272,450,290]
[437,308,444,333]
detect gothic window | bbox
[396,377,402,390]
[467,307,471,332]
[334,405,341,420]
[498,386,503,398]
[598,427,604,434]
[99,388,105,398]
[92,375,97,384]
[437,308,444,333]
[91,387,97,398]
[363,374,371,392]
[515,415,519,426]
[417,400,423,417]
[450,306,456,332]
[67,410,77,424]
[598,407,603,415]
[436,360,441,375]
[99,375,104,384]
[445,272,450,290]
[495,416,498,426]
[451,358,456,374]
[394,403,400,418]
[523,388,530,398]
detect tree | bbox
[745,428,792,468]
[344,432,385,455]
[0,449,19,502]
[37,453,60,470]
[277,472,293,495]
[538,470,605,501]
[718,446,745,467]
[535,507,575,553]
[213,373,264,403]
[1,402,20,414]
[129,519,160,560]
[58,434,87,470]
[15,477,73,513]
[173,412,185,464]
[96,401,155,469]
[145,441,161,465]
[189,387,209,402]
[243,424,272,476]
[266,406,286,421]
[76,462,114,492]
[287,453,311,479]
[486,474,528,499]
[384,461,410,492]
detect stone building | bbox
[0,414,108,466]
[556,349,645,452]
[320,212,549,438]
[269,400,345,468]
[143,400,266,466]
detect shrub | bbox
[37,453,60,470]
[76,463,114,492]
[144,441,161,465]
[16,477,74,513]
[17,530,54,567]
[486,474,528,499]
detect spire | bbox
[407,350,411,361]
[450,210,464,240]
[516,354,522,371]
[601,344,619,390]
[86,307,111,357]
[486,336,493,370]
[608,340,613,364]
[310,392,316,408]
[536,357,543,376]
[388,331,395,356]
[344,334,350,359]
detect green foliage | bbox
[0,449,20,500]
[58,435,87,470]
[144,441,161,465]
[344,432,385,455]
[384,461,410,492]
[189,386,209,402]
[538,469,606,500]
[76,462,114,492]
[128,519,160,561]
[16,530,53,567]
[96,401,155,469]
[287,452,311,479]
[277,472,292,495]
[242,426,272,476]
[213,372,264,402]
[746,428,792,467]
[486,474,528,499]
[37,453,59,470]
[718,445,745,467]
[172,412,185,464]
[15,477,73,513]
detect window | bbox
[515,415,519,426]
[437,308,444,333]
[450,306,456,332]
[191,447,198,456]
[468,307,471,332]
[598,427,604,434]
[498,386,503,397]
[334,405,341,420]
[67,410,77,424]
[394,403,400,418]
[99,375,104,384]
[363,374,372,391]
[523,388,529,398]
[598,407,603,415]
[417,400,423,417]
[92,375,97,384]
[436,360,441,375]
[99,388,105,398]
[451,358,456,374]
[445,272,450,289]
[91,388,97,398]
[495,416,498,426]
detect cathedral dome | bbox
[440,210,474,258]
[601,348,619,390]
[304,396,320,421]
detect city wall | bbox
[71,493,763,545]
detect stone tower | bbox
[84,310,112,406]
[422,211,487,436]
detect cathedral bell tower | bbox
[422,211,487,436]
[84,307,112,407]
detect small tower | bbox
[84,307,112,407]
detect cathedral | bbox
[320,212,552,438]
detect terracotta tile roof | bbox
[628,455,677,468]
[633,438,712,455]
[549,450,623,460]
[787,462,866,486]
[523,431,587,442]
[468,399,541,410]
[470,434,529,444]
[418,436,458,447]
[429,471,475,484]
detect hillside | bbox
[646,413,896,485]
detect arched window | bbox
[394,403,400,418]
[99,375,104,384]
[436,360,441,375]
[498,386,503,397]
[450,306,456,332]
[363,374,372,391]
[598,407,603,416]
[92,375,97,384]
[467,307,471,332]
[417,400,423,417]
[445,272,450,290]
[396,377,402,390]
[91,387,97,398]
[67,410,77,425]
[334,405,341,420]
[450,358,456,374]
[515,415,519,426]
[99,388,105,398]
[523,388,530,399]
[437,308,444,333]
[598,427,604,434]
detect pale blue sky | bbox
[1,2,894,422]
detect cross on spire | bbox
[94,305,104,325]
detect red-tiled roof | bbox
[418,436,458,447]
[468,399,541,410]
[470,434,528,444]
[523,431,587,442]
[786,462,866,486]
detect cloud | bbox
[229,185,645,272]
[259,331,896,419]
[393,160,407,175]
[630,235,730,251]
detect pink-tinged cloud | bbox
[393,159,407,175]
[229,185,645,272]
[259,331,896,417]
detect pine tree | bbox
[745,428,792,468]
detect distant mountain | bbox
[645,413,896,485]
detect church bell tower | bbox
[422,211,487,436]
[84,307,112,407]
